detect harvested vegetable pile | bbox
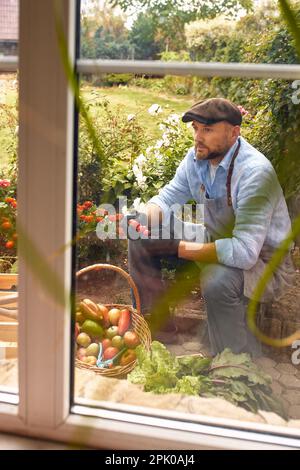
[128,342,287,419]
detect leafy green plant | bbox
[78,97,147,204]
[128,342,287,418]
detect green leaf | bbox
[209,349,271,386]
[279,0,300,57]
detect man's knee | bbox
[200,264,244,300]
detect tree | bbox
[81,1,132,59]
[128,12,163,59]
[110,0,253,52]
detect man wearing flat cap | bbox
[128,98,295,356]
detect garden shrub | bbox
[94,73,134,87]
[186,4,300,200]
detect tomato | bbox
[102,338,112,351]
[1,221,12,230]
[103,346,119,360]
[120,349,136,366]
[123,331,140,348]
[5,240,14,249]
[128,219,140,230]
[83,201,93,209]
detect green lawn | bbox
[0,82,194,168]
[81,84,194,141]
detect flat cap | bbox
[182,98,242,126]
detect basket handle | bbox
[76,263,141,315]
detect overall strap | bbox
[226,138,241,207]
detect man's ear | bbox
[232,125,241,139]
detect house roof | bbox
[0,0,18,41]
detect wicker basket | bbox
[75,263,151,378]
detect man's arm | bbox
[177,165,282,267]
[148,152,194,218]
[178,241,218,263]
[214,166,280,270]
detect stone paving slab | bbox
[264,367,281,381]
[282,390,300,406]
[278,374,300,390]
[275,363,298,375]
[270,380,283,396]
[254,357,277,369]
[288,405,300,419]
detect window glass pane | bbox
[0,0,19,395]
[73,0,300,438]
[80,0,299,66]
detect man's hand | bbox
[127,209,180,256]
[178,241,218,264]
[145,203,163,229]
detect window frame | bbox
[0,0,300,449]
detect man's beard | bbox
[195,144,231,161]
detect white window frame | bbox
[0,0,300,449]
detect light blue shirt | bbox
[149,136,292,271]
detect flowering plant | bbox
[0,178,17,255]
[127,111,193,202]
[77,201,125,236]
[76,200,127,264]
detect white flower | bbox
[159,123,166,131]
[154,150,163,161]
[162,132,170,146]
[132,164,147,188]
[137,175,147,189]
[155,139,164,149]
[166,113,180,125]
[127,113,135,122]
[134,153,147,167]
[132,163,141,178]
[148,104,162,116]
[146,146,154,156]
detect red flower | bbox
[83,201,93,209]
[0,179,11,188]
[237,105,249,116]
[4,197,17,208]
